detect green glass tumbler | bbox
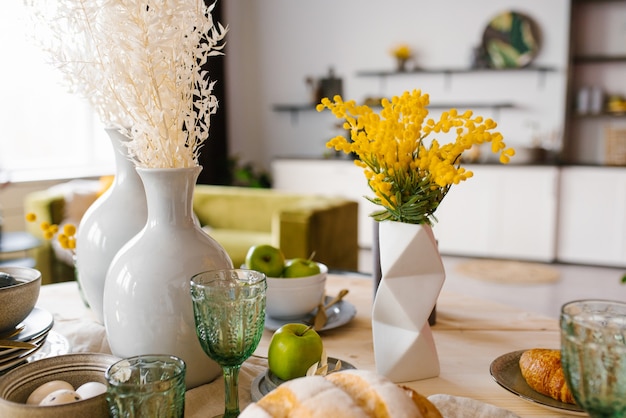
[105,354,186,418]
[560,300,626,418]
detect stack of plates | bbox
[0,307,60,375]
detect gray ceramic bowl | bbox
[0,267,42,332]
[0,353,119,418]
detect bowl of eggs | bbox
[0,353,119,418]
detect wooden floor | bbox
[358,250,626,319]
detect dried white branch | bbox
[24,0,227,168]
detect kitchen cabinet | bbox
[432,165,559,262]
[557,166,626,268]
[273,160,626,267]
[272,159,560,262]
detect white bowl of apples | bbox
[245,245,327,319]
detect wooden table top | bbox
[35,273,573,417]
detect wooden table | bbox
[35,273,570,417]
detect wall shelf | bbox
[573,0,625,3]
[573,55,626,64]
[273,102,515,123]
[272,104,316,123]
[356,65,558,89]
[355,65,558,77]
[572,112,626,119]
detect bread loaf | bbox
[253,375,368,418]
[240,369,442,418]
[519,348,576,404]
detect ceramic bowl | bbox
[265,262,327,319]
[0,267,42,333]
[0,353,119,418]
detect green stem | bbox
[222,365,241,418]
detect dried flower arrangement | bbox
[24,0,227,168]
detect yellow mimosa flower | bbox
[26,213,77,253]
[317,89,514,225]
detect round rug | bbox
[455,259,560,284]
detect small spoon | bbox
[313,289,349,330]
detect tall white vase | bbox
[372,220,445,383]
[103,166,233,389]
[75,128,147,324]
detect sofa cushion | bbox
[46,180,102,224]
[193,185,359,271]
[203,227,273,268]
[193,186,321,232]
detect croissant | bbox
[519,348,576,404]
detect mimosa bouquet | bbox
[317,90,515,225]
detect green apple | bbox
[268,324,323,381]
[245,244,286,277]
[282,258,321,278]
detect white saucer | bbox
[0,340,46,373]
[8,307,54,344]
[264,297,357,332]
[0,331,71,375]
[0,332,47,362]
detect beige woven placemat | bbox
[455,259,560,284]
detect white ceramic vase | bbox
[372,220,445,383]
[103,166,233,389]
[75,128,147,324]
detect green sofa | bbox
[24,184,359,284]
[192,185,359,271]
[23,189,75,285]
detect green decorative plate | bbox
[482,11,540,69]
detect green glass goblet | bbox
[560,299,626,418]
[190,269,266,418]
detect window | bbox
[0,3,114,183]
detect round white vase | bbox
[103,166,233,389]
[75,128,147,323]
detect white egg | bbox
[39,389,82,406]
[75,381,107,400]
[26,380,74,405]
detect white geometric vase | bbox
[75,128,147,324]
[372,220,445,383]
[103,166,233,389]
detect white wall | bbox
[224,0,571,171]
